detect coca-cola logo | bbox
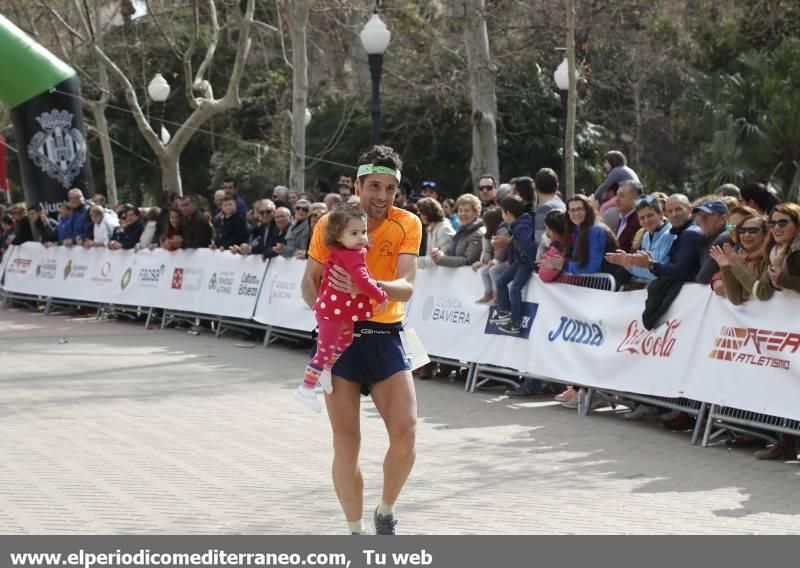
[617,319,680,358]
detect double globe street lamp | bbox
[360,8,391,146]
[147,72,171,145]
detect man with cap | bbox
[420,181,440,202]
[693,198,733,284]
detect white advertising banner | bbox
[253,256,317,331]
[524,280,709,396]
[685,292,800,419]
[405,266,538,370]
[1,245,267,319]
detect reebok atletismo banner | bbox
[0,15,94,212]
[685,292,800,420]
[1,244,267,320]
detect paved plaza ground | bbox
[1,307,799,534]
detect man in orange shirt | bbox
[302,145,422,535]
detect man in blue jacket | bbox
[494,196,538,335]
[647,194,704,281]
[62,188,93,245]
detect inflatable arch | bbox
[0,15,93,212]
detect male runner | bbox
[301,145,421,535]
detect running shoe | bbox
[293,385,321,413]
[374,507,398,535]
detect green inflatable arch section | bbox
[0,14,76,109]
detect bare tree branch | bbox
[144,0,184,61]
[193,0,220,90]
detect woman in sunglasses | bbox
[753,203,800,297]
[708,213,769,304]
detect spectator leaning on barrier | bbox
[693,199,733,284]
[640,194,705,330]
[108,206,145,250]
[647,194,704,282]
[12,205,57,245]
[234,199,273,255]
[475,207,509,304]
[264,206,292,258]
[63,188,92,246]
[85,205,117,248]
[430,193,485,267]
[605,195,674,283]
[160,208,184,251]
[494,196,538,336]
[214,196,250,250]
[282,199,313,258]
[416,197,455,269]
[755,202,800,298]
[179,196,213,249]
[592,150,640,206]
[138,207,160,250]
[539,194,617,276]
[709,213,768,304]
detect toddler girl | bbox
[293,206,388,412]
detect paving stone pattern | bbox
[1,308,799,534]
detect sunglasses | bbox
[258,209,275,215]
[768,219,793,229]
[295,206,309,212]
[478,185,494,191]
[635,195,656,206]
[736,226,764,235]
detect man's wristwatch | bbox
[649,261,657,274]
[376,280,385,291]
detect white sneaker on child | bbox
[319,368,333,395]
[293,385,321,413]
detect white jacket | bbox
[92,217,117,245]
[418,219,456,269]
[139,220,158,248]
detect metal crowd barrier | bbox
[702,405,800,447]
[555,272,616,291]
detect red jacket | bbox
[315,247,388,322]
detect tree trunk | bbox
[91,103,118,205]
[159,155,182,196]
[286,0,314,196]
[565,0,577,199]
[464,0,500,191]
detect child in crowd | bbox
[294,206,388,413]
[475,207,510,304]
[493,196,537,335]
[537,210,570,283]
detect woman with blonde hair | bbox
[430,193,485,267]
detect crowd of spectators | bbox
[2,153,799,459]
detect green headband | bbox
[356,164,401,182]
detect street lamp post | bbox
[360,8,391,146]
[147,73,171,145]
[553,57,569,187]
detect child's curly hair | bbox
[323,205,367,248]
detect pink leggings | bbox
[310,317,354,369]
